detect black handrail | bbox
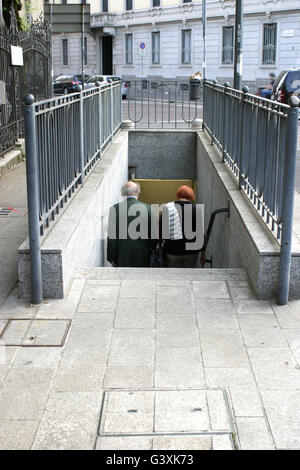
[201,203,230,267]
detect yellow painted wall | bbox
[135,179,196,206]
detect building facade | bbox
[50,0,300,88]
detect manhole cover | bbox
[1,319,71,347]
[98,389,236,450]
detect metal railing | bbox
[203,80,299,304]
[24,81,122,303]
[124,79,202,128]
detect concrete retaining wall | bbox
[196,131,300,300]
[18,131,128,299]
[128,130,197,180]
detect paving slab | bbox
[115,297,155,329]
[196,299,239,330]
[108,329,155,367]
[236,417,275,450]
[0,420,39,450]
[52,347,107,392]
[77,285,119,313]
[282,329,300,363]
[66,314,113,349]
[103,366,154,389]
[155,347,205,388]
[200,329,250,368]
[119,280,156,298]
[32,391,102,450]
[261,390,300,449]
[193,281,230,299]
[233,299,274,314]
[0,367,54,420]
[248,347,300,390]
[238,314,288,347]
[36,291,82,319]
[272,301,300,329]
[156,286,195,314]
[0,288,38,319]
[12,347,62,369]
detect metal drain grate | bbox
[97,389,237,450]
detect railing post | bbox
[278,96,299,305]
[110,81,114,139]
[211,80,217,145]
[96,81,102,153]
[238,86,249,188]
[79,90,85,184]
[24,94,43,304]
[222,82,230,162]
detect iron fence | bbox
[0,8,51,158]
[24,81,122,303]
[203,80,299,304]
[124,79,202,128]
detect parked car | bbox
[53,74,90,95]
[271,69,300,105]
[85,75,128,99]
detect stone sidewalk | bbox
[0,267,300,450]
[0,161,28,307]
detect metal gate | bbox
[0,7,51,158]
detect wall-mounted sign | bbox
[138,41,146,56]
[282,30,295,37]
[11,46,23,66]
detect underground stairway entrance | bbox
[18,129,300,301]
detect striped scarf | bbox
[164,202,183,240]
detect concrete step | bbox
[75,267,248,282]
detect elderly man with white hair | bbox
[107,181,157,267]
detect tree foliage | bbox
[2,0,23,30]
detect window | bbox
[182,30,191,64]
[222,26,234,64]
[152,32,160,64]
[62,39,68,66]
[81,36,88,66]
[61,0,67,4]
[103,0,108,11]
[126,0,133,11]
[183,0,192,3]
[263,23,277,65]
[153,0,160,6]
[125,34,133,64]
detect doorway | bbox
[102,36,113,75]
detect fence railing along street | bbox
[203,80,299,304]
[124,79,202,129]
[0,7,51,158]
[24,81,122,303]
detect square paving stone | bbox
[12,347,62,369]
[0,420,39,450]
[32,391,102,450]
[196,299,239,330]
[36,291,82,319]
[192,281,230,299]
[119,280,156,298]
[236,417,275,450]
[77,285,119,313]
[155,347,205,388]
[156,287,195,314]
[103,367,154,389]
[96,436,152,450]
[233,300,274,314]
[200,329,250,368]
[261,390,300,449]
[115,297,155,329]
[108,329,155,367]
[248,347,300,390]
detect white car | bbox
[85,75,128,99]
